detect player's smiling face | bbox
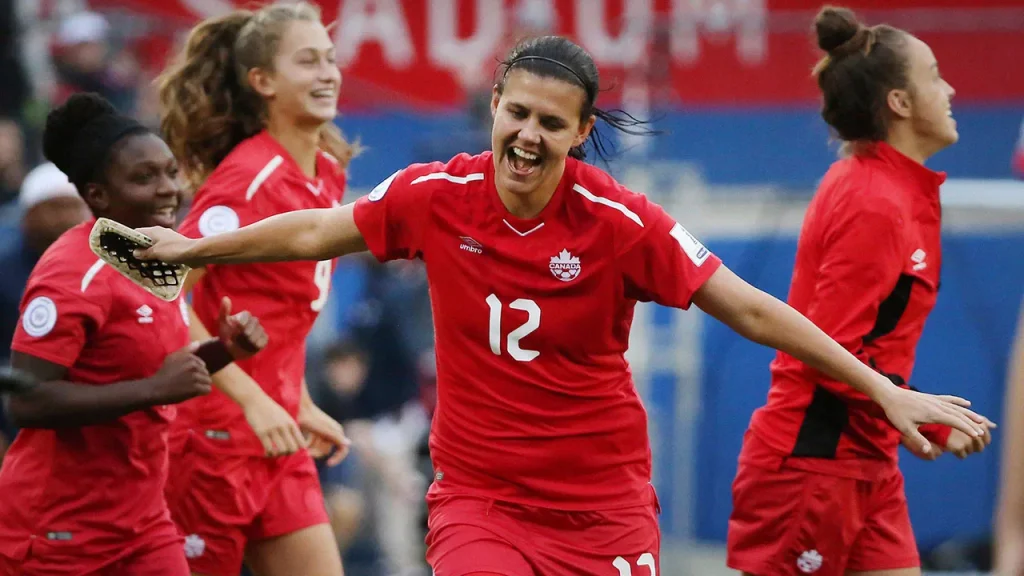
[491,70,595,199]
[87,133,183,230]
[250,20,340,128]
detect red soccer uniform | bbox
[0,221,190,574]
[728,142,947,576]
[353,152,721,574]
[166,131,343,575]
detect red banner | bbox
[92,0,1024,109]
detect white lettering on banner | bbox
[575,0,653,66]
[179,0,234,18]
[428,0,505,85]
[335,0,414,68]
[671,0,767,64]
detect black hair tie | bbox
[505,55,593,102]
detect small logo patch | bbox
[184,534,206,559]
[22,296,57,337]
[198,205,240,237]
[797,549,823,573]
[459,236,483,254]
[549,249,581,282]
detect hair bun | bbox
[815,5,865,54]
[42,93,118,176]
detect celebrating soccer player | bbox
[0,93,267,575]
[727,7,996,576]
[136,35,990,576]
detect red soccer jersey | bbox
[353,152,722,510]
[745,142,947,480]
[176,131,346,455]
[0,221,190,565]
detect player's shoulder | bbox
[369,152,491,202]
[568,158,658,230]
[199,131,289,202]
[29,222,110,297]
[405,151,489,186]
[818,154,905,219]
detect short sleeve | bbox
[11,284,108,368]
[352,165,436,262]
[179,166,263,240]
[620,200,722,309]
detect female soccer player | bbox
[0,93,267,576]
[996,298,1024,575]
[137,35,989,576]
[155,3,352,575]
[726,7,996,576]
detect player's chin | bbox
[146,212,178,230]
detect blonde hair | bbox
[158,1,357,188]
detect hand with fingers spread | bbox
[298,402,351,467]
[215,297,268,361]
[880,385,991,457]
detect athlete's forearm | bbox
[188,204,365,265]
[694,266,892,404]
[6,377,159,429]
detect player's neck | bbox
[496,167,564,220]
[266,118,320,178]
[885,127,933,165]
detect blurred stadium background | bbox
[0,0,1022,575]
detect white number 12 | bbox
[614,553,656,576]
[486,294,540,362]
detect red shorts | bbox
[164,433,330,576]
[727,462,919,576]
[426,493,661,576]
[0,530,188,576]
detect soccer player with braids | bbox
[156,3,353,575]
[0,92,266,575]
[139,35,989,576]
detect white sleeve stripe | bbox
[245,155,284,201]
[80,259,105,293]
[410,172,484,186]
[572,184,644,228]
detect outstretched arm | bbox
[691,265,988,453]
[137,203,367,267]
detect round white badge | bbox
[22,296,57,337]
[198,205,240,237]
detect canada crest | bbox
[549,249,581,282]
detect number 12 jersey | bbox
[353,152,721,510]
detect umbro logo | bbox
[459,236,483,255]
[911,249,927,271]
[137,305,154,324]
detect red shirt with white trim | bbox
[353,152,722,510]
[0,221,190,565]
[175,131,346,455]
[743,142,947,480]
